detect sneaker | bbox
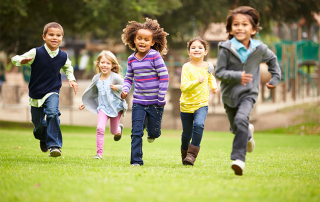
[40,141,48,152]
[247,124,255,152]
[131,164,141,166]
[114,124,123,141]
[93,154,102,159]
[147,136,155,143]
[231,159,245,176]
[49,147,61,157]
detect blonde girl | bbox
[79,50,128,159]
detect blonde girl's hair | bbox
[94,50,123,76]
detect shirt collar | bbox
[230,38,261,51]
[44,43,59,54]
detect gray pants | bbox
[224,97,255,162]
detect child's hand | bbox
[79,104,85,110]
[110,84,117,91]
[212,88,219,94]
[266,83,275,89]
[121,92,128,99]
[21,57,33,65]
[241,71,252,86]
[198,76,205,83]
[69,80,78,95]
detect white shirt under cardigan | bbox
[81,72,128,117]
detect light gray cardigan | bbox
[82,72,128,117]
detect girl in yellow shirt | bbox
[180,37,218,166]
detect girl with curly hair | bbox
[121,18,169,166]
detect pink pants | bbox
[96,110,122,156]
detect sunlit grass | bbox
[0,123,319,202]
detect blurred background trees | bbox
[1,0,320,57]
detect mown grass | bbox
[0,122,319,202]
[260,101,320,135]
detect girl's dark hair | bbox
[226,6,262,40]
[187,36,209,51]
[121,18,169,56]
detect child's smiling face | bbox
[229,14,257,47]
[188,40,207,61]
[134,29,155,54]
[99,56,112,75]
[42,27,63,51]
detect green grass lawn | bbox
[0,123,320,202]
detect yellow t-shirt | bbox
[180,62,218,113]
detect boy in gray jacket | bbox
[215,6,281,175]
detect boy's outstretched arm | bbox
[263,48,281,89]
[11,49,36,66]
[62,57,77,94]
[69,80,78,94]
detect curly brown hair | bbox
[121,18,169,56]
[226,6,262,40]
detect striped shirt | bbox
[122,49,169,106]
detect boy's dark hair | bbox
[187,36,209,52]
[226,6,262,40]
[121,18,169,56]
[43,22,64,36]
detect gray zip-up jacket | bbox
[215,40,281,108]
[82,72,128,116]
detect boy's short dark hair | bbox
[226,6,262,40]
[187,36,209,51]
[43,22,64,36]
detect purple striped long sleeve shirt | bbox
[122,49,169,106]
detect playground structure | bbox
[0,40,319,130]
[267,40,320,102]
[165,40,320,125]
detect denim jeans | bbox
[180,106,208,150]
[130,103,164,165]
[31,94,62,149]
[224,97,255,162]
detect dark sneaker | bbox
[114,124,123,141]
[49,147,61,157]
[40,141,48,152]
[147,136,155,143]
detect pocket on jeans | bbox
[132,103,137,108]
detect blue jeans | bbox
[180,106,208,150]
[130,103,164,165]
[31,94,62,149]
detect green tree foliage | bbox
[1,0,320,56]
[0,0,181,55]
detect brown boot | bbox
[183,144,200,166]
[181,148,188,165]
